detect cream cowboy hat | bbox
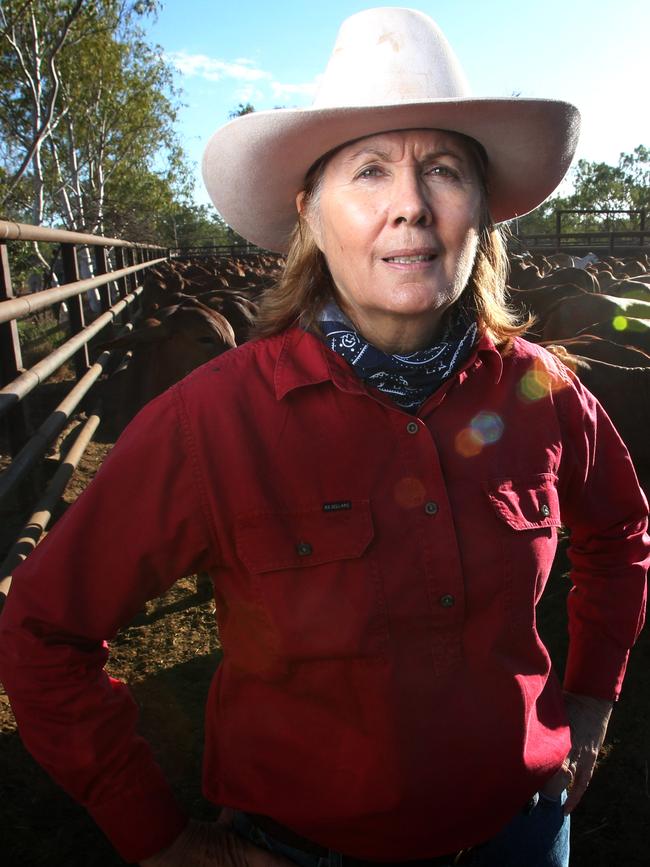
[202,7,580,253]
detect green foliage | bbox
[228,102,255,118]
[0,0,193,244]
[156,203,250,250]
[517,145,649,235]
[5,240,58,293]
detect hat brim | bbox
[202,98,580,253]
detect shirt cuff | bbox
[563,639,630,701]
[87,770,189,863]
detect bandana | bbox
[318,301,478,413]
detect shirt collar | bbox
[274,325,504,400]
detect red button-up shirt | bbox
[0,328,647,863]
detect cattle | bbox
[507,284,588,328]
[198,292,258,345]
[100,300,236,434]
[574,318,650,356]
[99,252,285,434]
[534,266,600,294]
[545,347,650,498]
[140,267,187,316]
[539,294,650,342]
[541,335,650,367]
[602,279,650,301]
[510,252,650,497]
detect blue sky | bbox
[145,0,649,207]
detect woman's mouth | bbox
[383,254,436,264]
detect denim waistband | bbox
[238,811,473,867]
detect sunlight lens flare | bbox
[455,411,504,457]
[518,359,568,403]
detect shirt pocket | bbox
[483,474,562,632]
[485,474,562,532]
[234,500,387,662]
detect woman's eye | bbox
[356,166,383,179]
[428,165,458,179]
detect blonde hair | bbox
[253,134,533,344]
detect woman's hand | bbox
[541,691,613,814]
[140,818,293,867]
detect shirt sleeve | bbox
[555,366,649,701]
[0,384,218,862]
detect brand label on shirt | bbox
[322,500,352,512]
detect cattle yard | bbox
[1,221,649,865]
[515,207,649,257]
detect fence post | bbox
[94,244,110,313]
[641,209,646,247]
[112,246,131,325]
[61,243,90,379]
[125,248,137,294]
[0,243,31,455]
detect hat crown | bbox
[313,7,471,109]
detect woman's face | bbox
[300,129,483,351]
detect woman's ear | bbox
[296,190,323,250]
[295,190,306,216]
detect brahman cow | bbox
[540,294,650,342]
[100,299,236,434]
[541,335,650,367]
[547,347,650,498]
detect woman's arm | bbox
[550,365,648,810]
[556,367,648,702]
[0,385,217,863]
[542,692,613,813]
[140,820,292,867]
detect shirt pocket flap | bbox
[484,474,561,530]
[235,500,374,573]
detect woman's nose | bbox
[390,170,433,227]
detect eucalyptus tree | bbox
[0,0,190,285]
[0,1,188,228]
[517,145,649,235]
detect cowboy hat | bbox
[202,7,580,253]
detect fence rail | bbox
[0,218,168,249]
[172,243,266,258]
[514,229,650,255]
[0,220,170,599]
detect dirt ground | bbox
[0,381,648,866]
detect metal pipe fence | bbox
[0,219,170,596]
[513,229,650,255]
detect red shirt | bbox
[0,327,647,862]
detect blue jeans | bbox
[231,791,570,867]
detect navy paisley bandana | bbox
[318,301,478,413]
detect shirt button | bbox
[540,504,551,517]
[425,501,439,515]
[440,594,455,608]
[406,421,419,434]
[296,541,312,556]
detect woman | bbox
[0,8,647,867]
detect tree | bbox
[0,0,85,221]
[155,203,238,249]
[0,1,189,238]
[51,8,190,239]
[517,145,649,235]
[228,102,255,119]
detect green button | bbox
[440,594,455,608]
[425,501,439,515]
[296,542,312,556]
[541,504,551,517]
[406,421,419,434]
